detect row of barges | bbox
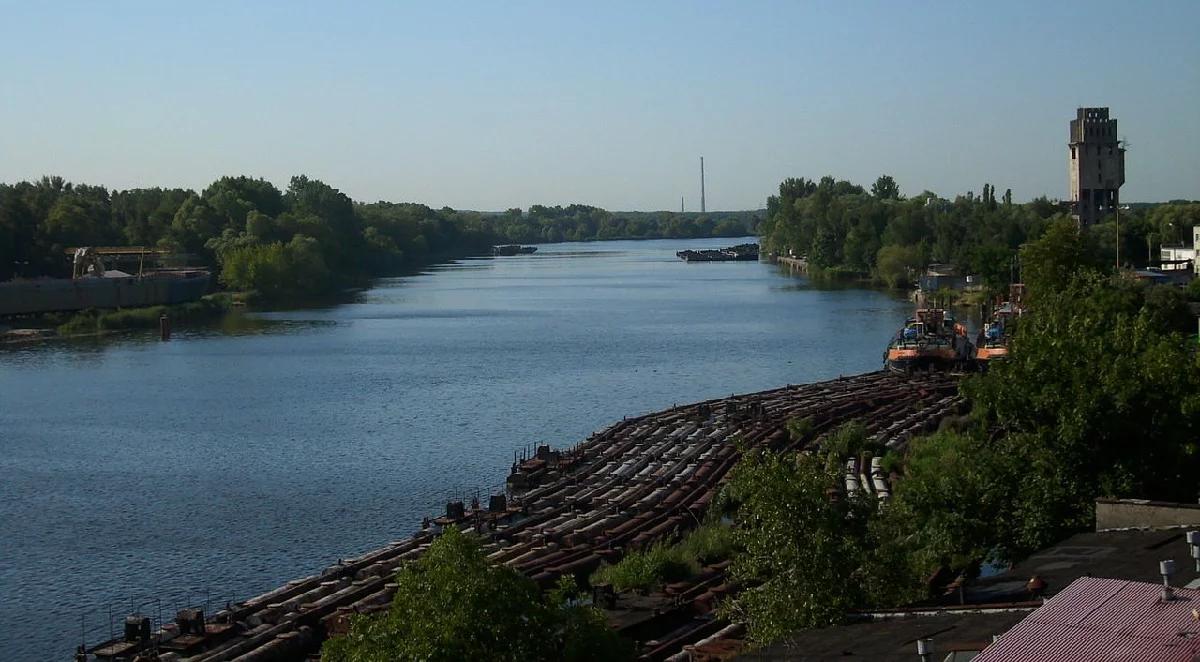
[884,285,1025,373]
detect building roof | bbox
[963,528,1200,606]
[731,520,1200,661]
[737,609,1030,662]
[973,577,1200,662]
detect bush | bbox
[785,417,814,443]
[54,297,228,335]
[820,421,878,459]
[1186,277,1200,302]
[217,234,333,300]
[590,524,734,593]
[591,541,691,593]
[324,527,631,662]
[875,244,923,289]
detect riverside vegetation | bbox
[760,174,1200,294]
[0,175,760,303]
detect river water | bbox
[0,237,911,660]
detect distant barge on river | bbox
[0,247,210,317]
[676,242,759,262]
[492,245,538,256]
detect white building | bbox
[1159,225,1199,274]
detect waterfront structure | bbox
[0,247,210,316]
[1068,107,1125,227]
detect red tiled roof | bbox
[975,577,1200,661]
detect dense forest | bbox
[760,174,1200,291]
[0,176,761,300]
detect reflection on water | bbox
[0,237,912,660]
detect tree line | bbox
[0,175,762,300]
[489,204,760,243]
[760,174,1200,292]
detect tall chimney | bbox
[700,157,706,213]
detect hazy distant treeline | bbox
[489,205,762,243]
[0,175,761,298]
[760,174,1200,290]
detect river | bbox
[0,237,911,660]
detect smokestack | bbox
[700,157,706,213]
[681,196,684,213]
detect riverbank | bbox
[0,294,240,344]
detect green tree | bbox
[875,244,923,289]
[962,272,1200,556]
[719,450,873,642]
[871,175,900,200]
[1018,218,1103,300]
[323,527,631,662]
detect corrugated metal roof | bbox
[974,577,1200,661]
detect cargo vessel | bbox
[676,242,759,262]
[884,308,974,374]
[0,247,210,317]
[492,245,537,256]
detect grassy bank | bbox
[52,294,234,336]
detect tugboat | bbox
[884,308,974,374]
[974,284,1025,370]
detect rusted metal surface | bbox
[81,371,960,661]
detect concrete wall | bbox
[1095,498,1200,531]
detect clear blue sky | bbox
[1,1,1196,210]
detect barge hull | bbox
[0,272,211,316]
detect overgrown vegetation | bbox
[590,523,734,593]
[53,296,230,335]
[713,422,925,642]
[323,527,632,662]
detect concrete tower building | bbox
[1068,107,1125,226]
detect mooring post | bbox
[159,314,171,341]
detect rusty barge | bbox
[77,371,961,662]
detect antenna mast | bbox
[700,157,706,213]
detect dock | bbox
[775,255,808,272]
[78,371,961,661]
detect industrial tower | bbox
[700,157,706,213]
[1068,107,1125,226]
